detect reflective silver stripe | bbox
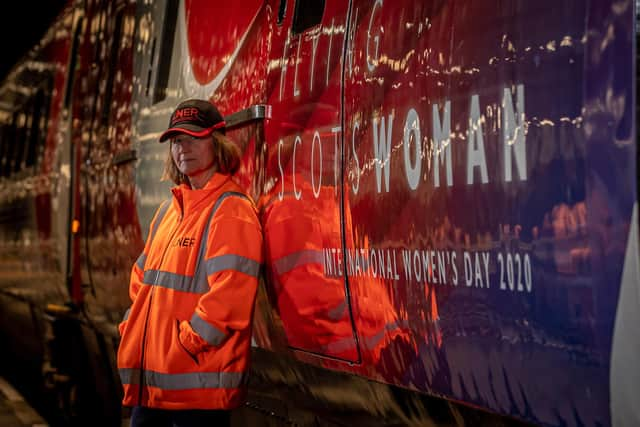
[137,199,170,274]
[322,337,356,354]
[149,200,171,243]
[146,370,244,390]
[142,270,208,294]
[119,368,141,385]
[190,312,226,346]
[122,308,131,322]
[135,253,146,270]
[364,321,399,350]
[320,322,398,355]
[205,254,260,278]
[118,368,243,390]
[274,249,324,275]
[142,193,253,294]
[327,301,347,321]
[211,191,251,216]
[192,191,252,293]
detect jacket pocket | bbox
[176,319,199,365]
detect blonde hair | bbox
[162,132,241,185]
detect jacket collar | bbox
[171,173,231,217]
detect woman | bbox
[117,99,263,427]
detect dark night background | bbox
[0,1,68,82]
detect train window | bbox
[38,78,53,165]
[145,37,157,98]
[153,0,179,104]
[92,9,107,66]
[65,17,84,108]
[101,8,124,124]
[292,0,325,34]
[20,103,36,172]
[0,120,15,177]
[25,89,46,168]
[277,0,287,25]
[10,111,27,174]
[0,124,7,176]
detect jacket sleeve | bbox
[119,201,169,335]
[179,203,263,355]
[118,256,145,336]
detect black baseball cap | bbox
[159,99,226,142]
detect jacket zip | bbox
[137,210,182,405]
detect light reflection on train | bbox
[0,0,636,426]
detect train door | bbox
[78,0,138,316]
[260,0,359,361]
[342,0,453,373]
[65,1,137,423]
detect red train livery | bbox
[0,1,637,426]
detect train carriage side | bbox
[252,0,639,426]
[124,1,638,426]
[0,0,80,422]
[0,1,637,427]
[69,0,140,424]
[0,0,141,424]
[335,1,637,426]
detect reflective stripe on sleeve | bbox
[191,191,253,291]
[119,368,243,390]
[122,308,131,322]
[135,253,146,270]
[119,368,140,385]
[273,249,324,275]
[190,312,227,346]
[142,270,208,294]
[205,254,260,278]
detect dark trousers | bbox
[130,406,231,427]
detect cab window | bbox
[292,0,325,34]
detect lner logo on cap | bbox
[159,99,226,142]
[171,107,201,124]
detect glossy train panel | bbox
[0,0,636,426]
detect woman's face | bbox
[170,134,216,178]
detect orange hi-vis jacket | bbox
[117,173,263,410]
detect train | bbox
[0,0,637,426]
